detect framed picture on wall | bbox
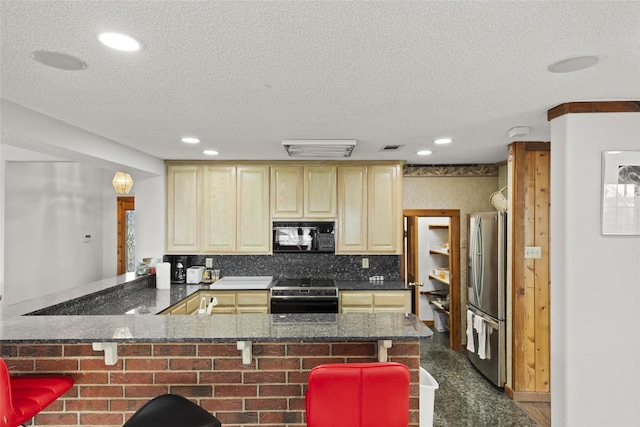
[601,150,640,235]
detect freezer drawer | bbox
[466,307,506,387]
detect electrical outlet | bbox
[362,258,369,268]
[205,258,213,268]
[524,246,542,259]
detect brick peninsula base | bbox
[1,340,422,427]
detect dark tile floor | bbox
[420,332,539,427]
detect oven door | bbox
[270,297,339,314]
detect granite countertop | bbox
[0,274,431,343]
[0,312,429,343]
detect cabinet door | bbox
[169,301,188,315]
[373,291,411,313]
[236,291,269,308]
[237,166,271,253]
[367,165,402,254]
[236,291,270,314]
[337,166,367,253]
[304,165,337,218]
[339,291,374,313]
[271,166,303,218]
[166,165,200,253]
[203,166,237,252]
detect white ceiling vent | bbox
[282,140,356,158]
[380,145,404,152]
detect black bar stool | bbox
[123,394,222,427]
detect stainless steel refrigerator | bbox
[466,211,507,387]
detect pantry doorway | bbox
[403,209,461,351]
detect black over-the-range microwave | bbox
[273,221,335,253]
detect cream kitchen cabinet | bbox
[202,165,236,253]
[336,163,403,254]
[339,290,411,313]
[235,166,270,253]
[166,163,270,254]
[166,165,201,253]
[160,290,270,315]
[271,165,336,219]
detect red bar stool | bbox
[1,357,74,427]
[305,362,410,427]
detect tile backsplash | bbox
[162,253,400,281]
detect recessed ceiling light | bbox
[31,50,87,70]
[98,32,142,51]
[547,55,599,73]
[417,150,432,156]
[181,137,200,144]
[203,150,219,156]
[434,138,452,145]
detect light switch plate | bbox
[362,258,369,268]
[524,246,542,259]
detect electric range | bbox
[270,278,338,314]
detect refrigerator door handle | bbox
[473,216,484,307]
[468,307,499,328]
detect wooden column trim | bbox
[547,101,640,121]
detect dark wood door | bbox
[117,197,135,275]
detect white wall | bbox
[2,157,164,305]
[4,161,105,304]
[133,175,166,261]
[550,112,640,426]
[1,102,166,306]
[0,145,4,304]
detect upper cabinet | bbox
[202,165,236,253]
[271,166,303,218]
[236,166,270,253]
[367,165,402,253]
[166,165,201,253]
[336,165,367,253]
[167,161,402,255]
[167,163,270,254]
[271,165,336,219]
[337,163,403,254]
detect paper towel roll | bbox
[156,262,171,289]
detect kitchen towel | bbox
[156,262,171,289]
[466,310,475,352]
[474,315,487,360]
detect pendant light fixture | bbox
[112,172,134,194]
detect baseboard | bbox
[505,384,551,402]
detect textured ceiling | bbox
[1,1,639,165]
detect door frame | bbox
[403,209,462,351]
[117,197,135,275]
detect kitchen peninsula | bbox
[0,274,431,427]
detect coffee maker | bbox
[170,257,186,284]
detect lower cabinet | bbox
[163,289,411,315]
[160,290,270,315]
[339,290,411,313]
